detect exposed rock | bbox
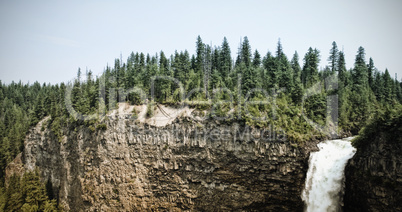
[18,109,320,211]
[4,153,24,187]
[344,134,402,211]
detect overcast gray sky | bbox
[1,0,401,84]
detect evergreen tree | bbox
[159,51,169,75]
[220,37,232,85]
[4,175,24,211]
[211,48,220,72]
[373,70,384,101]
[290,52,303,103]
[262,51,276,89]
[145,54,150,66]
[203,44,212,97]
[337,51,347,87]
[3,171,57,211]
[210,68,223,89]
[181,50,191,83]
[195,35,205,73]
[0,37,401,200]
[139,53,145,70]
[352,47,368,88]
[302,47,320,88]
[350,46,371,131]
[328,41,339,73]
[367,57,375,90]
[190,55,196,71]
[240,36,252,68]
[276,39,283,58]
[21,171,49,210]
[383,69,394,102]
[252,50,261,68]
[171,51,184,84]
[275,41,293,90]
[241,63,255,95]
[395,77,402,102]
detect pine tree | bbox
[239,62,255,95]
[195,35,205,73]
[146,54,151,66]
[240,36,252,68]
[337,50,352,130]
[5,175,24,211]
[395,77,402,102]
[383,69,394,102]
[210,69,223,89]
[352,47,368,88]
[3,171,57,211]
[212,48,220,72]
[171,51,184,84]
[139,53,145,70]
[220,37,232,85]
[276,39,283,58]
[203,44,212,97]
[252,50,261,68]
[22,171,49,210]
[367,57,375,91]
[302,47,320,88]
[328,41,339,73]
[159,51,169,75]
[190,55,196,71]
[275,41,293,90]
[350,46,371,131]
[181,50,191,83]
[262,51,276,89]
[373,70,384,101]
[291,52,303,103]
[337,51,347,88]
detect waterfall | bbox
[302,137,356,212]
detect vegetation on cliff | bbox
[0,171,59,211]
[352,103,402,149]
[0,36,401,210]
[345,103,402,211]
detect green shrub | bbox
[352,104,402,149]
[146,101,155,118]
[96,123,107,131]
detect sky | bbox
[1,0,401,84]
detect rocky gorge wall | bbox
[17,109,319,211]
[344,134,402,211]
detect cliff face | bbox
[344,134,402,211]
[21,110,318,211]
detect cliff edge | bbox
[10,104,320,211]
[344,107,402,211]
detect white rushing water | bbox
[302,137,356,212]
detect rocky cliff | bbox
[344,133,402,211]
[17,105,319,211]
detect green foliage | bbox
[343,47,372,132]
[0,171,59,212]
[220,37,232,84]
[96,123,107,131]
[1,37,401,199]
[352,104,402,149]
[50,117,64,143]
[0,81,55,185]
[146,101,155,118]
[328,41,339,73]
[302,47,320,88]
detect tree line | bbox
[0,36,401,210]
